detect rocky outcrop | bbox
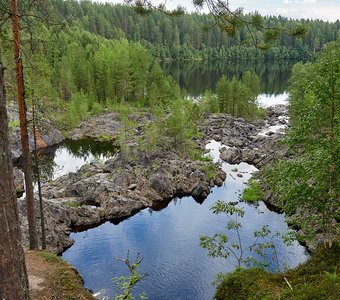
[200,105,338,252]
[7,106,64,159]
[18,149,225,253]
[200,106,289,211]
[70,112,153,141]
[17,105,291,253]
[13,167,25,196]
[200,105,290,168]
[220,147,242,164]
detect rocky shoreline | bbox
[200,105,289,169]
[15,105,295,253]
[18,150,226,253]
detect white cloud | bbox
[283,0,317,4]
[227,0,339,21]
[94,0,340,21]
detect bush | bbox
[242,180,264,203]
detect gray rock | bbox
[150,173,175,199]
[8,107,64,160]
[242,148,261,165]
[13,167,24,195]
[220,147,242,164]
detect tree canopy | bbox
[264,39,340,245]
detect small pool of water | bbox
[61,140,308,300]
[20,139,118,182]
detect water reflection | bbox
[51,139,116,179]
[62,141,308,300]
[161,59,297,97]
[257,92,289,107]
[62,189,308,300]
[15,139,117,182]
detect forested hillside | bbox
[1,21,180,130]
[52,0,340,60]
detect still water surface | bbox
[61,140,308,300]
[162,59,297,97]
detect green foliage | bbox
[200,200,288,271]
[115,113,138,160]
[99,134,112,141]
[199,71,264,120]
[242,180,264,203]
[63,201,81,208]
[264,39,340,245]
[2,21,181,131]
[324,271,340,284]
[60,91,93,130]
[91,102,104,115]
[49,2,339,60]
[113,251,148,300]
[38,251,59,262]
[199,90,219,113]
[202,162,217,180]
[214,243,340,300]
[8,120,20,128]
[134,98,204,158]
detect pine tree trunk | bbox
[0,50,30,300]
[11,0,38,249]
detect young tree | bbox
[0,48,30,300]
[32,99,46,249]
[216,75,230,112]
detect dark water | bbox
[62,141,308,300]
[161,59,297,97]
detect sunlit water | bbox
[162,60,296,97]
[52,148,112,179]
[61,139,308,300]
[257,93,289,136]
[16,140,116,199]
[257,92,289,107]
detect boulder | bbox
[150,173,175,199]
[242,148,261,165]
[220,147,242,164]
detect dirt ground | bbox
[25,250,95,300]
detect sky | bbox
[94,0,340,22]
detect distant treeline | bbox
[53,0,340,60]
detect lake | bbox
[161,59,297,97]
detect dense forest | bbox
[52,1,340,60]
[1,22,181,130]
